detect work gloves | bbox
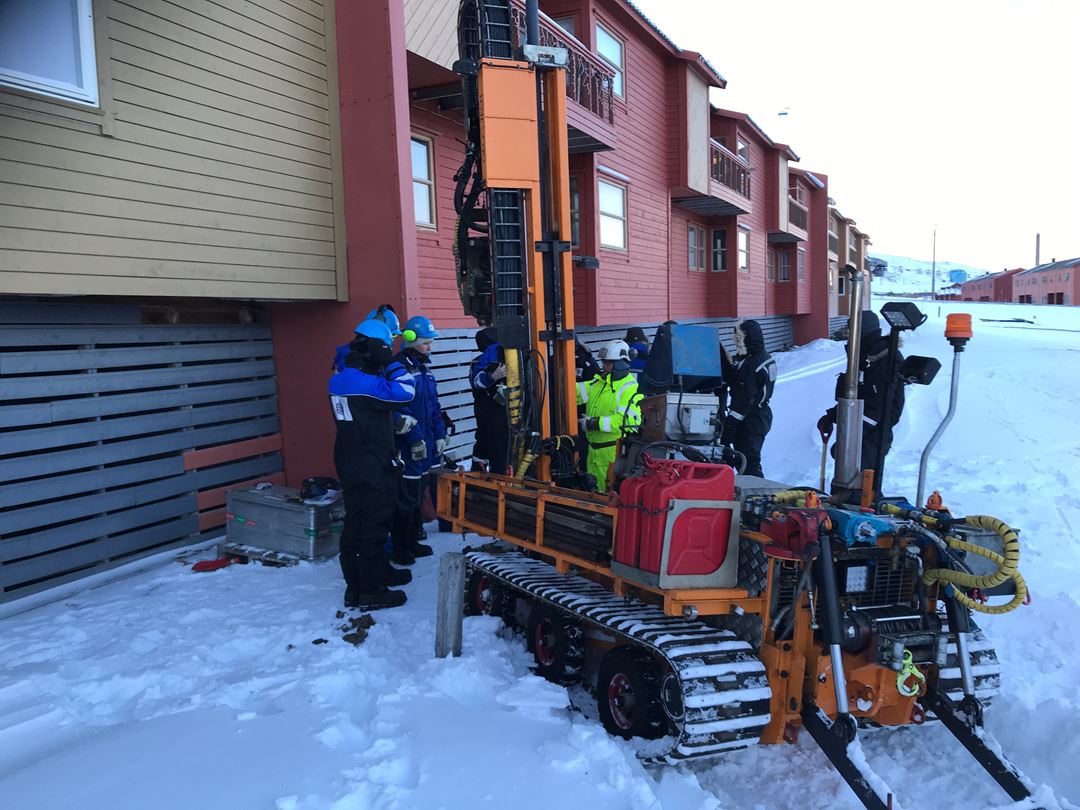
[410,441,427,461]
[435,437,448,456]
[578,416,600,433]
[394,414,417,435]
[491,363,507,382]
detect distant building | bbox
[1012,258,1080,305]
[948,268,968,283]
[957,267,1025,302]
[936,283,962,301]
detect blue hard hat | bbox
[402,315,438,342]
[358,304,401,336]
[354,319,394,347]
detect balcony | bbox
[509,5,617,153]
[672,139,752,217]
[769,194,808,244]
[788,197,808,230]
[828,233,839,255]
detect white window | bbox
[736,138,750,164]
[766,249,776,281]
[411,136,435,228]
[778,251,791,282]
[738,230,749,273]
[595,24,624,99]
[569,174,581,248]
[838,274,847,296]
[598,178,627,250]
[797,249,806,281]
[688,224,705,271]
[553,16,575,37]
[711,229,727,272]
[0,0,99,105]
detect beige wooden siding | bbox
[405,0,459,70]
[685,71,709,195]
[0,0,345,301]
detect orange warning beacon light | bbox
[945,313,973,341]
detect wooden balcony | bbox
[509,5,617,153]
[672,139,752,217]
[769,195,808,243]
[788,197,808,231]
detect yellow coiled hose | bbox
[922,515,1028,615]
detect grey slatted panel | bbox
[0,516,200,591]
[0,379,279,428]
[0,312,283,602]
[0,323,271,346]
[3,399,278,455]
[0,457,184,509]
[0,340,273,373]
[829,316,848,336]
[0,416,280,483]
[0,454,283,563]
[0,301,140,324]
[0,359,275,398]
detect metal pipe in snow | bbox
[832,265,865,494]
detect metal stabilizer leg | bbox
[922,687,1033,803]
[801,706,892,810]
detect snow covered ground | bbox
[2,300,1077,810]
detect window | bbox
[778,251,792,282]
[736,138,750,164]
[797,249,806,281]
[568,175,581,248]
[598,178,627,250]
[0,0,99,105]
[553,16,575,37]
[829,260,837,291]
[711,229,727,272]
[838,274,847,296]
[766,249,776,281]
[688,224,706,271]
[595,24,624,98]
[738,230,749,273]
[410,136,436,227]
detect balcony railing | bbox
[510,6,615,125]
[788,197,808,230]
[709,139,751,198]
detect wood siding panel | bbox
[0,0,342,300]
[405,0,459,70]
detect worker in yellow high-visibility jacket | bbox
[576,340,643,492]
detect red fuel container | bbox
[613,457,739,589]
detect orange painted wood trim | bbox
[183,434,283,470]
[196,472,285,510]
[198,509,226,532]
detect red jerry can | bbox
[612,457,740,589]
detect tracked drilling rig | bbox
[437,2,1035,807]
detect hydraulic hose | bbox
[922,515,1027,615]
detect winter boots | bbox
[340,552,407,611]
[391,510,433,565]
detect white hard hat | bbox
[598,339,631,362]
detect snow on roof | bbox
[1016,257,1080,276]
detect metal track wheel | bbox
[597,646,666,740]
[526,603,583,684]
[465,568,497,616]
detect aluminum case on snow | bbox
[225,486,344,561]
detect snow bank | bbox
[1,299,1076,809]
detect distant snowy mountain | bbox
[869,253,991,295]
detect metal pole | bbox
[831,265,865,496]
[931,227,937,299]
[917,349,962,505]
[525,0,540,46]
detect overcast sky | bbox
[631,0,1079,271]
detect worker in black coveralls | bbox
[817,310,906,472]
[721,320,777,478]
[469,326,511,474]
[329,319,417,610]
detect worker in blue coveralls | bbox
[625,326,650,376]
[469,326,510,474]
[390,315,447,565]
[329,319,416,610]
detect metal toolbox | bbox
[224,486,344,561]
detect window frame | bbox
[688,223,706,272]
[797,249,806,281]
[738,230,750,273]
[597,177,628,251]
[552,15,576,37]
[568,173,581,249]
[410,134,437,229]
[778,250,792,282]
[595,23,625,100]
[710,228,727,272]
[838,273,847,296]
[736,137,750,164]
[0,0,100,106]
[766,249,776,282]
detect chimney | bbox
[1036,233,1040,266]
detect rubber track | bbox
[467,551,772,763]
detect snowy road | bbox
[1,300,1077,809]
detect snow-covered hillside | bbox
[871,253,991,296]
[1,300,1077,810]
